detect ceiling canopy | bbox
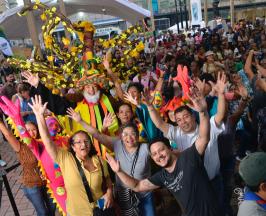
[0,0,150,39]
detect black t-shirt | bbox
[148,144,221,216]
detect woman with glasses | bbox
[66,106,155,216]
[28,95,115,216]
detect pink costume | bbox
[0,96,67,215]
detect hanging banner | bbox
[0,37,13,56]
[191,0,203,26]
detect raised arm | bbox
[0,119,20,152]
[22,71,76,115]
[154,68,165,92]
[29,95,58,161]
[143,92,169,135]
[106,153,159,192]
[230,82,250,126]
[103,55,124,101]
[244,50,255,81]
[66,108,115,151]
[187,88,210,155]
[209,72,227,126]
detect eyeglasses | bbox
[122,132,137,137]
[73,140,91,145]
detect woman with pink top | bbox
[0,96,67,215]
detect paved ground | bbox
[0,133,36,216]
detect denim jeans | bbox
[23,185,56,216]
[139,192,156,216]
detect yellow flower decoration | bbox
[129,49,139,58]
[62,37,70,46]
[40,13,47,21]
[136,41,145,52]
[51,7,56,13]
[70,46,78,53]
[44,35,53,48]
[102,41,110,48]
[47,56,54,62]
[121,34,127,39]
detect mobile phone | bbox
[157,64,166,71]
[97,198,105,210]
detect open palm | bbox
[187,88,207,113]
[29,95,47,116]
[66,108,82,123]
[106,153,120,173]
[103,113,116,129]
[124,92,139,106]
[22,71,40,88]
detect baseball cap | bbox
[239,152,266,187]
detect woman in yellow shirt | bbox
[29,95,114,216]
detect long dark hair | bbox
[25,121,40,139]
[69,130,97,157]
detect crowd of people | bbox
[0,16,266,216]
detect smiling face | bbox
[71,132,92,159]
[83,84,99,96]
[118,104,133,125]
[150,141,172,168]
[175,109,196,133]
[127,86,141,101]
[121,126,139,150]
[6,74,15,83]
[25,122,38,139]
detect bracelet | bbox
[159,76,164,79]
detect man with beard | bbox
[21,22,120,157]
[106,89,222,216]
[22,70,118,157]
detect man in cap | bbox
[238,152,266,216]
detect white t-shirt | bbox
[164,116,225,180]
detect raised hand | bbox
[102,54,110,70]
[66,108,82,123]
[22,71,40,88]
[209,71,227,95]
[0,96,20,120]
[102,113,116,129]
[194,78,205,97]
[187,87,208,113]
[141,88,154,106]
[124,92,140,107]
[28,95,48,116]
[235,83,248,99]
[106,153,120,173]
